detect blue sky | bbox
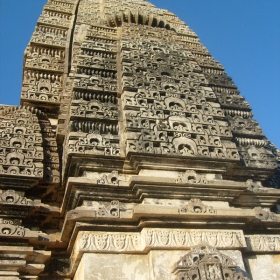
[0,0,279,148]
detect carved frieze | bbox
[78,229,246,253]
[80,232,140,252]
[246,235,280,252]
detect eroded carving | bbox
[179,199,216,214]
[97,171,119,185]
[176,170,209,184]
[0,190,39,206]
[254,207,278,221]
[173,244,249,280]
[0,219,25,237]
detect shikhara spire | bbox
[0,0,279,279]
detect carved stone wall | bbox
[0,0,279,279]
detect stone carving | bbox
[179,199,216,214]
[25,46,65,72]
[176,170,209,184]
[21,70,63,103]
[71,99,118,120]
[80,232,141,251]
[38,11,72,28]
[245,180,268,193]
[264,142,280,188]
[246,235,280,252]
[254,207,278,221]
[31,26,68,47]
[145,230,245,249]
[67,20,121,158]
[235,137,267,147]
[121,24,239,161]
[173,244,249,280]
[44,1,75,14]
[0,107,44,178]
[97,171,119,185]
[0,190,39,206]
[0,219,25,237]
[239,146,277,169]
[0,106,60,184]
[79,229,246,253]
[2,0,279,278]
[68,131,120,156]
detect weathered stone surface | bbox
[245,254,280,280]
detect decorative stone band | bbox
[245,235,280,252]
[78,229,246,253]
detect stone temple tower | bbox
[0,0,279,279]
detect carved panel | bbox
[173,244,249,280]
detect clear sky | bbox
[0,0,279,148]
